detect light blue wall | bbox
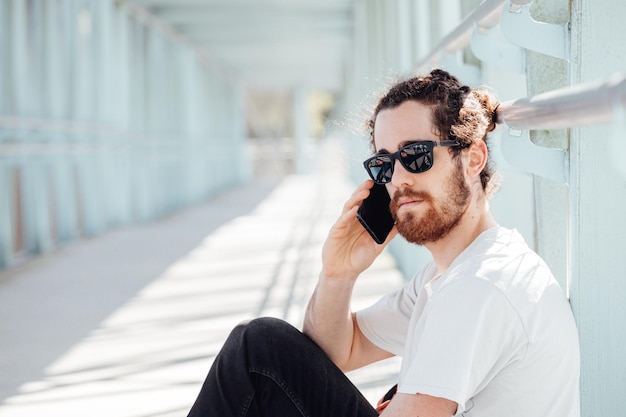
[0,0,248,268]
[569,1,626,414]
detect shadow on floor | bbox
[0,178,281,403]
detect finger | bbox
[332,205,360,234]
[341,180,375,213]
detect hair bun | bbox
[470,89,499,132]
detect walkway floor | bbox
[0,140,404,417]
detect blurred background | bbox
[1,0,625,416]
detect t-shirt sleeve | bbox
[355,268,428,356]
[398,278,528,413]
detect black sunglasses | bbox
[363,140,461,185]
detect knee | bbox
[223,317,332,374]
[234,317,298,345]
[219,318,302,364]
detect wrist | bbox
[319,269,359,283]
[311,274,356,322]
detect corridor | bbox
[0,140,403,417]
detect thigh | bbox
[242,317,379,417]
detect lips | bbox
[397,198,423,208]
[391,190,431,216]
[393,192,430,206]
[395,201,421,214]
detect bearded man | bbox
[186,69,580,417]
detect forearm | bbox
[304,180,394,370]
[303,274,357,370]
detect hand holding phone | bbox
[356,183,395,244]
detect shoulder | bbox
[438,226,568,333]
[451,226,555,291]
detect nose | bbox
[390,158,414,189]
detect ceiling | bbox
[129,0,355,92]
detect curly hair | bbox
[367,69,500,196]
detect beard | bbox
[390,161,471,245]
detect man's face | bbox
[373,100,471,245]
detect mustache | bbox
[390,189,433,219]
[391,189,433,205]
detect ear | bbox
[466,140,488,180]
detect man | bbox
[187,69,580,417]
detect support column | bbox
[413,0,431,61]
[0,1,10,266]
[397,0,413,73]
[0,166,11,267]
[0,0,7,115]
[293,87,313,175]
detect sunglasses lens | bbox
[363,142,438,184]
[401,143,432,173]
[365,156,393,184]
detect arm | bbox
[380,393,457,417]
[303,180,396,371]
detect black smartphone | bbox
[356,183,395,244]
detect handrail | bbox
[413,0,626,132]
[0,115,209,146]
[0,115,107,136]
[415,0,530,71]
[417,0,503,70]
[497,73,626,130]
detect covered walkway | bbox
[0,140,403,417]
[2,1,626,416]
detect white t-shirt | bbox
[356,226,580,417]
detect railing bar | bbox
[416,0,505,70]
[497,73,626,130]
[0,116,213,146]
[415,0,535,71]
[0,116,106,136]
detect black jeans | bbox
[187,317,379,417]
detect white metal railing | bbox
[492,73,626,184]
[411,0,623,185]
[497,73,626,130]
[0,115,106,136]
[416,0,566,75]
[416,0,506,71]
[0,115,213,155]
[466,0,622,131]
[0,113,246,161]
